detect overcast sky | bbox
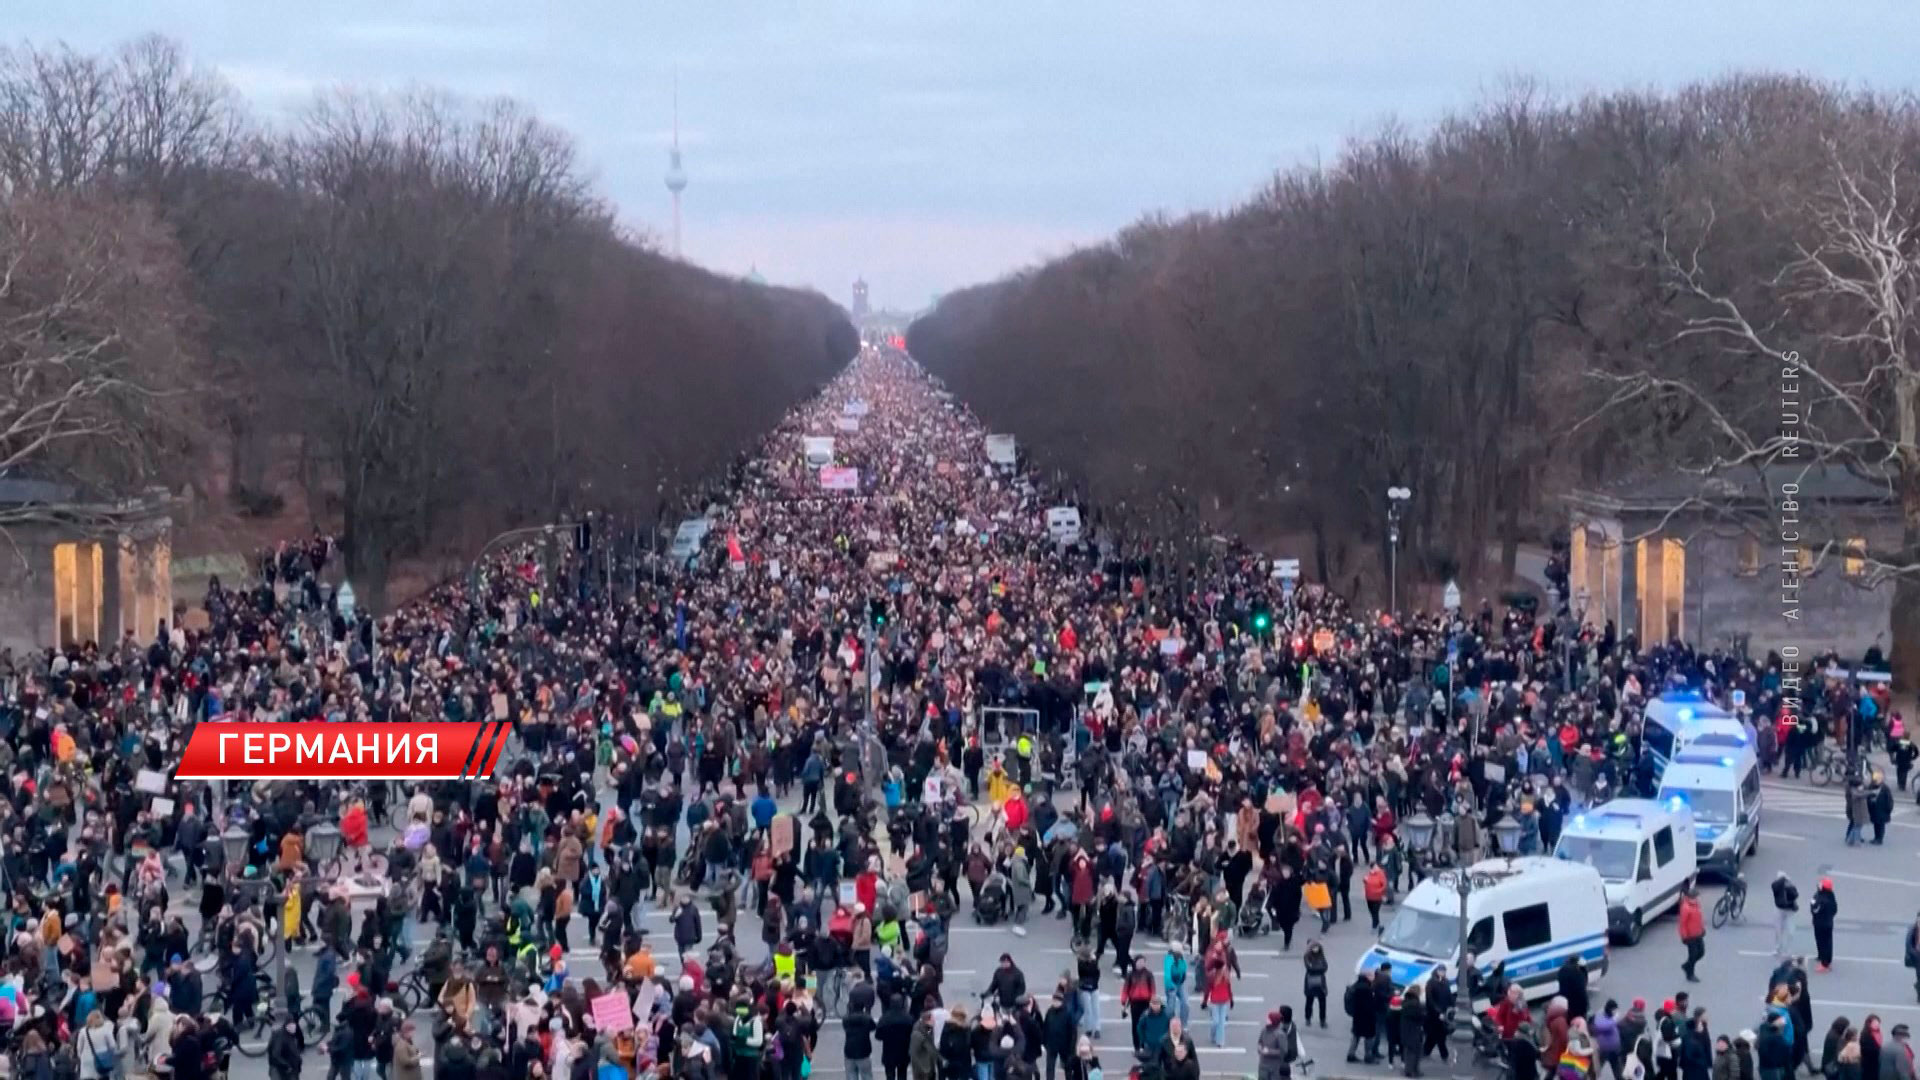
[19,2,1920,312]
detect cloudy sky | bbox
[20,2,1920,311]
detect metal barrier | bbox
[976,707,1039,755]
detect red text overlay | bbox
[174,721,510,781]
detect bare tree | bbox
[0,191,198,528]
[1596,124,1920,680]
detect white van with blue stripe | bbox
[1357,856,1609,1004]
[1641,692,1744,780]
[1553,798,1697,945]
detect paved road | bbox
[202,770,1920,1080]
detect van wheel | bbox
[1625,913,1644,946]
[1748,832,1759,856]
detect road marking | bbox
[948,927,1011,935]
[1044,946,1291,959]
[1812,1000,1920,1013]
[1098,1037,1244,1045]
[1099,992,1266,1003]
[1738,950,1899,965]
[1826,870,1920,888]
[1091,1017,1267,1027]
[1760,831,1804,841]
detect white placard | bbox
[984,434,1017,466]
[818,466,860,491]
[152,796,176,816]
[1045,506,1082,544]
[1274,559,1301,581]
[834,417,860,433]
[1483,762,1507,783]
[769,559,782,581]
[136,769,169,795]
[1185,749,1207,771]
[1160,637,1184,656]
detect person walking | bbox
[1302,941,1331,1029]
[1812,879,1840,972]
[1906,915,1920,1004]
[1400,986,1428,1078]
[880,997,915,1080]
[1678,887,1706,983]
[1886,1023,1915,1080]
[1259,1008,1301,1080]
[1869,774,1895,845]
[1772,873,1800,958]
[1347,971,1382,1065]
[1203,950,1235,1048]
[1364,863,1388,931]
[1163,941,1191,1028]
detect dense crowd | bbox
[0,350,1914,1080]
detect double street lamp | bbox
[1386,487,1412,614]
[1399,811,1526,1012]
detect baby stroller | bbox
[1239,882,1271,937]
[974,871,1011,925]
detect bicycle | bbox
[392,969,438,1016]
[316,846,390,882]
[194,921,278,975]
[1711,875,1747,929]
[1808,745,1842,788]
[1162,894,1192,944]
[206,970,279,1022]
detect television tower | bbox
[664,75,688,257]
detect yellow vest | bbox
[773,951,796,983]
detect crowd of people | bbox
[0,349,1914,1080]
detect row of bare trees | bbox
[909,76,1920,676]
[0,36,857,607]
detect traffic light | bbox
[1251,604,1272,634]
[868,597,888,629]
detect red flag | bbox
[727,532,745,563]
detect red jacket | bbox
[1491,998,1529,1039]
[1677,894,1705,941]
[1363,867,1388,903]
[1070,856,1095,906]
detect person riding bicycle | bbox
[419,931,455,1002]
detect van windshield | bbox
[1663,787,1734,823]
[1379,907,1460,961]
[1554,836,1639,880]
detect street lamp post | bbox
[1490,817,1524,859]
[306,823,344,869]
[1406,809,1481,1023]
[221,826,251,871]
[1386,487,1412,614]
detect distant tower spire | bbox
[664,71,688,257]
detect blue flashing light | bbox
[1667,794,1687,810]
[1573,814,1587,828]
[1677,708,1694,722]
[1720,756,1734,767]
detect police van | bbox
[1356,856,1608,1004]
[1552,798,1698,945]
[1656,742,1763,879]
[1642,692,1747,779]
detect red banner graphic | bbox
[174,721,510,781]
